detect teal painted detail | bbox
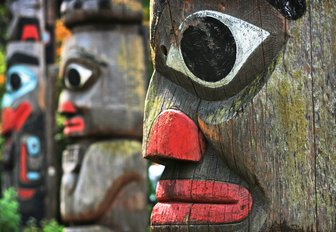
[27,172,40,181]
[27,136,40,156]
[1,65,37,108]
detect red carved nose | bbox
[145,109,206,164]
[58,101,76,114]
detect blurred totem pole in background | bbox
[1,0,57,224]
[58,0,148,231]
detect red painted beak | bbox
[145,109,206,163]
[1,101,32,135]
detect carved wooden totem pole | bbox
[58,0,148,231]
[1,0,52,224]
[144,0,336,231]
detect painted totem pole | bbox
[58,0,148,231]
[1,0,50,224]
[144,0,336,231]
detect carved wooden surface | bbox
[58,0,148,231]
[143,0,335,231]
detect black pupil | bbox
[10,73,22,91]
[67,68,81,87]
[181,17,237,83]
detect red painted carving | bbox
[145,109,206,162]
[152,180,252,225]
[59,101,85,135]
[64,116,85,135]
[21,24,40,41]
[20,144,28,183]
[59,101,77,114]
[18,188,36,200]
[1,102,32,134]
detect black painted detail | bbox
[10,73,22,91]
[7,53,39,68]
[267,0,306,20]
[2,141,15,169]
[181,17,236,83]
[20,190,45,225]
[99,0,111,9]
[67,68,81,87]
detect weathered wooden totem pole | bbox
[144,0,336,231]
[58,0,148,231]
[1,0,56,224]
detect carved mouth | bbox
[151,179,252,225]
[64,116,85,135]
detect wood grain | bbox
[144,0,336,231]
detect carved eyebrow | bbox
[69,47,108,67]
[266,0,306,20]
[7,53,39,68]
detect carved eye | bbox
[64,63,93,89]
[6,66,37,93]
[1,65,38,108]
[9,73,22,91]
[167,10,270,87]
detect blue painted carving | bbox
[2,65,38,108]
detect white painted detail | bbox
[166,10,270,88]
[65,63,93,89]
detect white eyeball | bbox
[64,63,93,89]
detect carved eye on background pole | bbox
[167,10,270,88]
[2,66,38,108]
[64,63,94,90]
[6,66,37,93]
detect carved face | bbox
[144,0,306,231]
[58,28,146,138]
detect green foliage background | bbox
[0,188,64,232]
[0,188,20,232]
[142,0,150,21]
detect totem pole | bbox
[58,0,148,231]
[1,0,54,224]
[144,0,336,231]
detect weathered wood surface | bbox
[61,0,143,28]
[61,141,147,230]
[143,0,335,231]
[58,1,148,231]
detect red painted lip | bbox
[1,101,32,135]
[151,180,252,225]
[64,116,85,135]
